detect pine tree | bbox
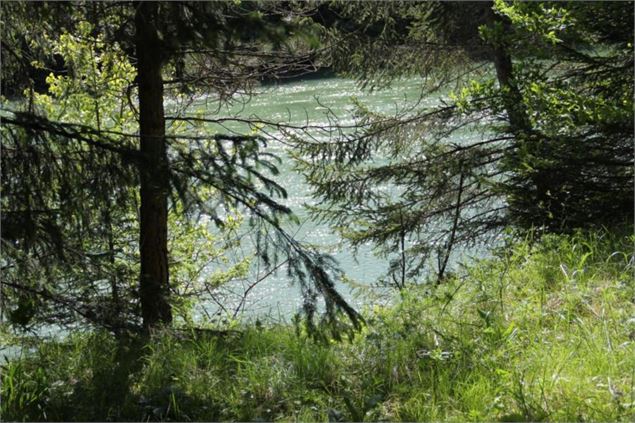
[293,0,633,286]
[1,1,361,333]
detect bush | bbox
[2,229,633,421]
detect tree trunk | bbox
[487,7,531,134]
[135,1,172,331]
[487,4,553,230]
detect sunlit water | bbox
[184,77,478,322]
[2,77,486,359]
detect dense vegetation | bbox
[1,1,361,333]
[295,0,633,285]
[2,231,634,421]
[1,1,633,421]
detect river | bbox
[185,77,469,322]
[1,77,474,359]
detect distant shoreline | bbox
[260,66,336,86]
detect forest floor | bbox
[2,229,634,422]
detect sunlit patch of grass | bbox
[2,229,633,421]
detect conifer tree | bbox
[2,1,361,333]
[294,0,633,286]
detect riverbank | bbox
[2,229,633,422]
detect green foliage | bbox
[297,1,633,286]
[167,207,250,323]
[3,230,633,421]
[1,18,142,329]
[488,1,633,232]
[31,21,136,130]
[489,0,571,46]
[3,2,366,333]
[1,18,249,331]
[0,2,73,97]
[318,1,490,90]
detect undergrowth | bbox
[2,230,634,421]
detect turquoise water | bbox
[1,78,487,361]
[186,77,465,321]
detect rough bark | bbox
[135,1,172,331]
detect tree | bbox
[1,1,361,334]
[0,2,74,97]
[134,1,172,329]
[292,0,633,286]
[2,16,143,331]
[485,1,633,231]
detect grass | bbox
[2,229,634,421]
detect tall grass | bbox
[2,229,634,421]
